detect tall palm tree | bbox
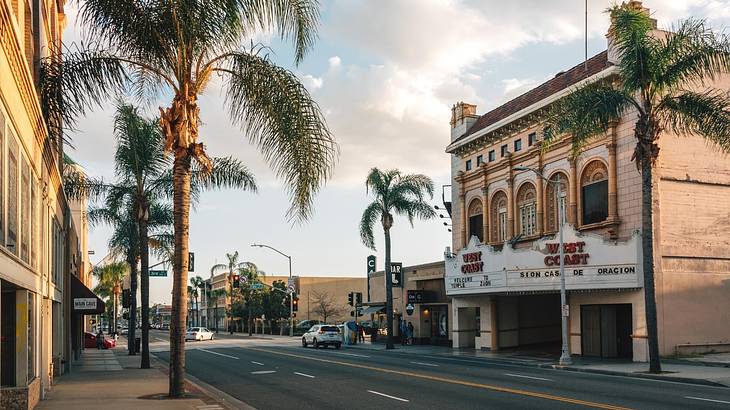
[93,262,128,334]
[43,2,337,395]
[208,288,226,333]
[237,262,265,336]
[64,103,255,368]
[211,251,246,331]
[190,276,205,326]
[542,4,730,373]
[359,168,436,349]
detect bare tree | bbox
[310,291,345,324]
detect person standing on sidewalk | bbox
[407,322,414,345]
[96,330,105,349]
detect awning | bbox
[360,305,386,315]
[71,274,105,314]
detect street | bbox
[149,331,730,409]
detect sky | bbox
[63,0,730,304]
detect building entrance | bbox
[497,293,561,350]
[581,304,632,358]
[1,286,16,386]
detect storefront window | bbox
[581,161,608,225]
[517,183,536,236]
[8,135,18,255]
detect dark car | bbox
[84,332,116,349]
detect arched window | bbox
[546,172,569,232]
[467,199,484,243]
[517,183,537,236]
[491,191,508,242]
[581,160,608,225]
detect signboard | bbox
[287,283,296,294]
[188,252,195,272]
[390,262,403,288]
[407,290,424,304]
[149,270,167,277]
[445,225,642,296]
[74,298,97,310]
[405,303,414,315]
[367,255,376,275]
[250,282,264,290]
[239,275,248,285]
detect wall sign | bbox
[445,225,642,296]
[74,298,97,310]
[390,262,403,288]
[407,290,424,304]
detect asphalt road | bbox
[151,335,730,409]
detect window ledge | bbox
[577,218,620,232]
[513,234,541,243]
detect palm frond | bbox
[658,89,730,152]
[359,201,382,250]
[63,165,110,200]
[607,4,658,94]
[220,51,337,222]
[191,156,258,193]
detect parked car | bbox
[302,325,341,349]
[294,320,322,335]
[84,332,116,349]
[185,327,215,341]
[120,327,129,336]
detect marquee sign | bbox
[445,225,643,296]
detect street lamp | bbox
[251,243,294,337]
[513,165,572,366]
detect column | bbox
[568,158,578,226]
[607,121,619,222]
[490,297,499,351]
[481,188,489,243]
[536,170,544,236]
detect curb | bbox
[344,344,729,388]
[149,355,258,410]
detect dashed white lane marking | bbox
[251,361,264,366]
[199,349,240,360]
[332,352,370,358]
[410,361,439,367]
[504,373,552,381]
[685,396,730,405]
[294,372,315,378]
[367,390,409,402]
[251,370,276,375]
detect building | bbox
[261,275,366,324]
[445,2,730,361]
[368,261,452,346]
[0,1,101,408]
[152,303,172,328]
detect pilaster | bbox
[568,158,578,226]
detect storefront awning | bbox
[71,274,105,314]
[360,305,386,315]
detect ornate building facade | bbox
[445,3,730,362]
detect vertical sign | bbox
[390,262,403,288]
[367,255,376,274]
[188,252,195,272]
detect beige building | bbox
[261,275,366,324]
[445,2,730,362]
[368,262,452,346]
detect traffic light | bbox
[347,292,354,306]
[232,274,240,288]
[292,296,299,312]
[355,292,362,306]
[122,289,131,308]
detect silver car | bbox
[302,325,342,349]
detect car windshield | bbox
[321,326,339,332]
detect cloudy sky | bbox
[64,0,730,304]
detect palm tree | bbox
[211,252,247,331]
[93,262,128,334]
[237,262,265,336]
[359,168,436,349]
[542,4,730,373]
[190,276,205,326]
[65,103,255,368]
[43,3,337,395]
[208,289,227,333]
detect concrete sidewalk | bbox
[37,347,228,410]
[345,340,730,387]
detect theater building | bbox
[445,2,730,362]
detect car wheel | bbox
[302,337,308,348]
[335,343,342,350]
[313,338,319,348]
[210,334,214,340]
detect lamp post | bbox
[251,244,294,337]
[514,166,572,366]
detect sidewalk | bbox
[345,340,730,387]
[37,347,229,410]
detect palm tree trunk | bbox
[384,226,394,350]
[641,158,662,373]
[248,295,253,336]
[139,209,151,369]
[128,256,138,356]
[170,153,192,397]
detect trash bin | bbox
[135,337,141,353]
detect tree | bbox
[64,103,254,368]
[359,168,436,349]
[542,4,730,373]
[42,2,337,396]
[237,262,265,336]
[190,276,205,326]
[211,252,247,332]
[93,262,127,334]
[310,291,344,324]
[207,289,226,333]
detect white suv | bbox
[185,327,214,341]
[302,325,342,349]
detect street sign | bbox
[250,282,264,290]
[149,270,167,277]
[390,262,403,288]
[240,275,248,285]
[367,255,376,275]
[405,303,414,315]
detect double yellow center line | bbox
[247,347,631,410]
